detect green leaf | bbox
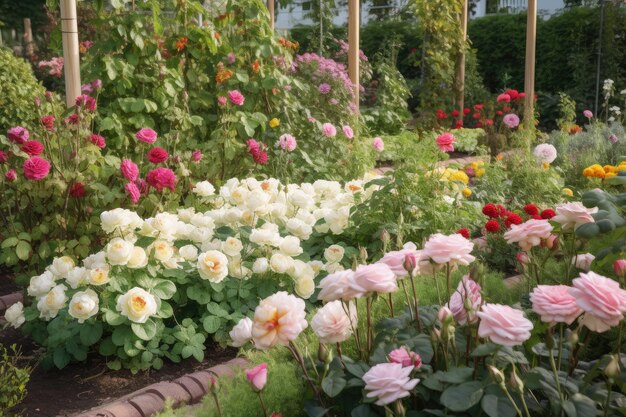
[321,369,347,398]
[153,280,176,299]
[131,320,157,341]
[1,237,18,248]
[104,309,126,326]
[15,241,31,260]
[440,381,484,412]
[481,392,518,417]
[80,322,103,346]
[472,343,499,357]
[351,404,377,417]
[203,316,221,334]
[436,367,474,384]
[53,348,71,369]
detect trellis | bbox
[59,0,537,125]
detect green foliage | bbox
[555,92,577,130]
[0,48,45,132]
[0,344,31,416]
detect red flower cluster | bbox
[247,139,268,165]
[480,202,555,234]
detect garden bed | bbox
[0,325,236,417]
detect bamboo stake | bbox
[523,0,537,130]
[60,0,81,108]
[23,18,34,59]
[454,0,468,120]
[348,0,360,112]
[268,0,275,30]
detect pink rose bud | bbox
[245,363,268,391]
[209,375,220,394]
[86,206,93,214]
[614,260,626,279]
[388,347,422,368]
[542,234,558,250]
[403,252,417,274]
[5,169,17,182]
[438,306,454,324]
[516,252,529,265]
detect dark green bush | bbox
[0,47,45,132]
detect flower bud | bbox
[510,365,524,392]
[605,354,620,381]
[438,306,453,324]
[516,252,529,265]
[209,375,220,394]
[318,343,332,365]
[614,260,626,279]
[488,365,505,386]
[394,399,406,416]
[381,229,390,245]
[359,247,368,263]
[404,252,417,274]
[545,234,558,250]
[568,330,579,346]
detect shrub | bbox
[0,344,31,415]
[0,48,45,132]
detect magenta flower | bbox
[135,128,158,144]
[321,123,337,138]
[372,137,384,152]
[146,167,177,192]
[503,113,520,129]
[7,126,29,144]
[120,159,139,182]
[90,133,106,149]
[147,146,168,164]
[318,83,331,94]
[125,182,141,204]
[342,125,354,139]
[5,169,17,182]
[245,363,268,392]
[23,156,51,181]
[436,132,455,153]
[228,90,245,106]
[192,150,203,162]
[21,140,44,157]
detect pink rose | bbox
[423,233,475,266]
[120,159,139,182]
[502,113,520,129]
[477,303,533,346]
[146,167,177,192]
[436,132,455,153]
[7,126,29,144]
[583,110,593,118]
[192,150,203,162]
[497,93,511,103]
[217,96,227,106]
[135,128,158,144]
[614,259,626,279]
[569,272,626,333]
[388,347,422,368]
[75,94,97,111]
[552,202,597,231]
[530,285,582,324]
[378,242,420,277]
[503,219,553,251]
[90,133,106,149]
[228,90,245,106]
[342,125,354,139]
[311,300,356,343]
[571,253,595,272]
[147,146,168,164]
[372,137,384,152]
[245,363,268,391]
[5,169,17,182]
[21,140,44,156]
[41,115,55,131]
[251,291,308,349]
[318,270,359,302]
[447,275,482,325]
[278,134,297,152]
[322,123,337,138]
[349,263,397,296]
[125,182,141,204]
[362,363,420,406]
[23,156,50,181]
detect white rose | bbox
[324,244,345,263]
[279,236,303,257]
[152,240,174,262]
[37,284,67,320]
[189,227,214,244]
[270,253,294,274]
[197,250,229,283]
[88,267,110,286]
[68,289,99,323]
[250,228,281,247]
[229,186,249,205]
[295,276,315,299]
[311,300,357,343]
[288,260,315,282]
[269,202,287,218]
[229,317,253,347]
[177,207,196,222]
[245,189,271,212]
[106,238,134,266]
[193,181,215,198]
[4,302,25,328]
[28,271,55,297]
[286,218,312,240]
[149,213,180,241]
[228,257,251,279]
[308,260,324,276]
[127,247,148,269]
[222,237,243,257]
[49,256,75,278]
[190,213,215,229]
[101,208,142,234]
[324,262,345,273]
[116,287,157,323]
[179,245,199,261]
[223,207,243,224]
[252,257,269,274]
[66,266,88,289]
[83,251,107,269]
[572,253,595,272]
[288,190,312,210]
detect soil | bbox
[0,327,237,417]
[0,272,20,296]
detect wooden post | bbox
[60,0,81,108]
[523,0,536,130]
[23,18,34,59]
[454,0,468,121]
[268,0,275,30]
[348,0,360,112]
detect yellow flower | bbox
[542,162,550,170]
[605,172,617,178]
[469,162,479,170]
[475,168,486,178]
[462,188,472,197]
[449,170,469,185]
[269,118,280,128]
[562,188,574,197]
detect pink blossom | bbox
[614,259,626,278]
[372,137,384,152]
[245,363,268,391]
[609,134,619,144]
[0,151,8,164]
[147,147,168,164]
[570,272,626,333]
[342,125,354,139]
[7,126,29,144]
[21,140,44,157]
[349,263,397,296]
[503,219,553,251]
[23,156,51,181]
[423,233,475,266]
[497,93,511,103]
[552,202,597,231]
[447,275,482,325]
[217,96,227,106]
[583,110,593,118]
[227,52,236,64]
[228,90,245,106]
[75,95,97,111]
[436,132,455,153]
[5,169,16,182]
[38,57,64,77]
[135,128,158,144]
[477,303,533,346]
[322,123,337,138]
[362,363,419,406]
[278,134,297,152]
[192,150,203,162]
[377,242,421,277]
[146,167,177,192]
[530,285,582,324]
[388,347,422,368]
[503,113,520,128]
[571,253,595,271]
[41,115,55,131]
[311,300,356,343]
[120,159,139,182]
[319,83,331,94]
[90,133,106,149]
[318,270,358,302]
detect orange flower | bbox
[214,32,220,40]
[175,37,188,51]
[215,67,233,84]
[251,59,260,74]
[569,124,582,134]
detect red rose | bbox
[146,167,177,192]
[485,220,500,232]
[147,146,169,164]
[474,104,484,110]
[21,140,44,156]
[455,120,463,129]
[41,115,55,131]
[504,213,523,228]
[523,204,539,216]
[463,108,470,115]
[496,205,507,217]
[451,110,460,117]
[482,203,499,218]
[69,182,86,198]
[541,209,556,219]
[0,150,9,164]
[472,112,481,119]
[457,228,470,239]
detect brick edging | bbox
[0,291,23,313]
[71,357,248,417]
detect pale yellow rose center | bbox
[130,295,147,313]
